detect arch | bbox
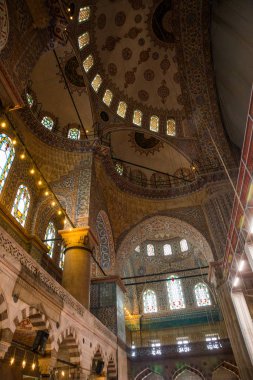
[11,184,30,226]
[173,365,205,380]
[0,289,11,358]
[68,128,80,140]
[0,290,8,328]
[57,327,81,367]
[117,215,213,265]
[96,210,116,272]
[107,355,117,379]
[0,133,15,193]
[212,362,240,380]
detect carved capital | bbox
[59,227,90,250]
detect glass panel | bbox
[103,89,113,106]
[180,239,188,252]
[78,32,90,49]
[117,101,127,118]
[133,110,142,126]
[167,275,185,310]
[0,134,15,192]
[195,283,211,307]
[91,74,102,92]
[143,289,157,313]
[150,115,159,132]
[167,119,176,136]
[163,244,172,256]
[68,128,80,140]
[11,185,30,226]
[41,116,54,130]
[44,222,56,258]
[147,244,155,256]
[205,334,222,350]
[83,54,94,73]
[59,243,65,269]
[79,6,90,22]
[177,337,191,353]
[26,93,33,107]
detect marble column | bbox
[217,282,253,380]
[59,227,93,309]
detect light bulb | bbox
[12,139,17,145]
[38,180,42,186]
[10,357,15,365]
[58,210,62,215]
[32,362,36,370]
[1,121,7,128]
[44,191,49,196]
[61,370,65,377]
[22,359,26,368]
[20,153,25,159]
[30,168,35,174]
[51,201,56,206]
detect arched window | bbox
[0,133,15,192]
[117,101,127,118]
[115,162,123,175]
[26,92,33,107]
[41,116,54,130]
[147,243,155,256]
[194,283,211,307]
[143,289,157,313]
[180,239,188,252]
[44,222,56,258]
[163,244,172,256]
[167,275,185,310]
[68,128,80,140]
[11,185,30,226]
[59,243,65,269]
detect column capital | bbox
[59,227,97,249]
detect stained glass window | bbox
[117,101,127,118]
[167,275,185,310]
[147,243,155,256]
[177,337,191,353]
[150,116,159,132]
[195,283,211,307]
[167,119,176,136]
[59,243,65,269]
[11,185,30,226]
[0,134,15,192]
[79,6,90,22]
[143,289,157,313]
[91,74,102,92]
[163,244,172,256]
[41,116,54,130]
[78,32,90,49]
[115,162,123,175]
[133,110,142,126]
[103,89,113,107]
[68,128,80,140]
[205,334,221,350]
[26,93,33,107]
[151,341,161,356]
[180,239,188,252]
[44,222,55,258]
[83,54,94,73]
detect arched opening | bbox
[107,356,117,379]
[55,330,81,379]
[1,307,52,379]
[173,366,204,380]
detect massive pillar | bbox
[59,227,94,309]
[217,282,253,380]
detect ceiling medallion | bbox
[128,132,163,156]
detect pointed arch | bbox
[194,282,211,307]
[143,289,157,313]
[11,184,30,226]
[0,133,15,193]
[172,365,205,380]
[57,327,81,366]
[107,355,117,379]
[212,361,240,380]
